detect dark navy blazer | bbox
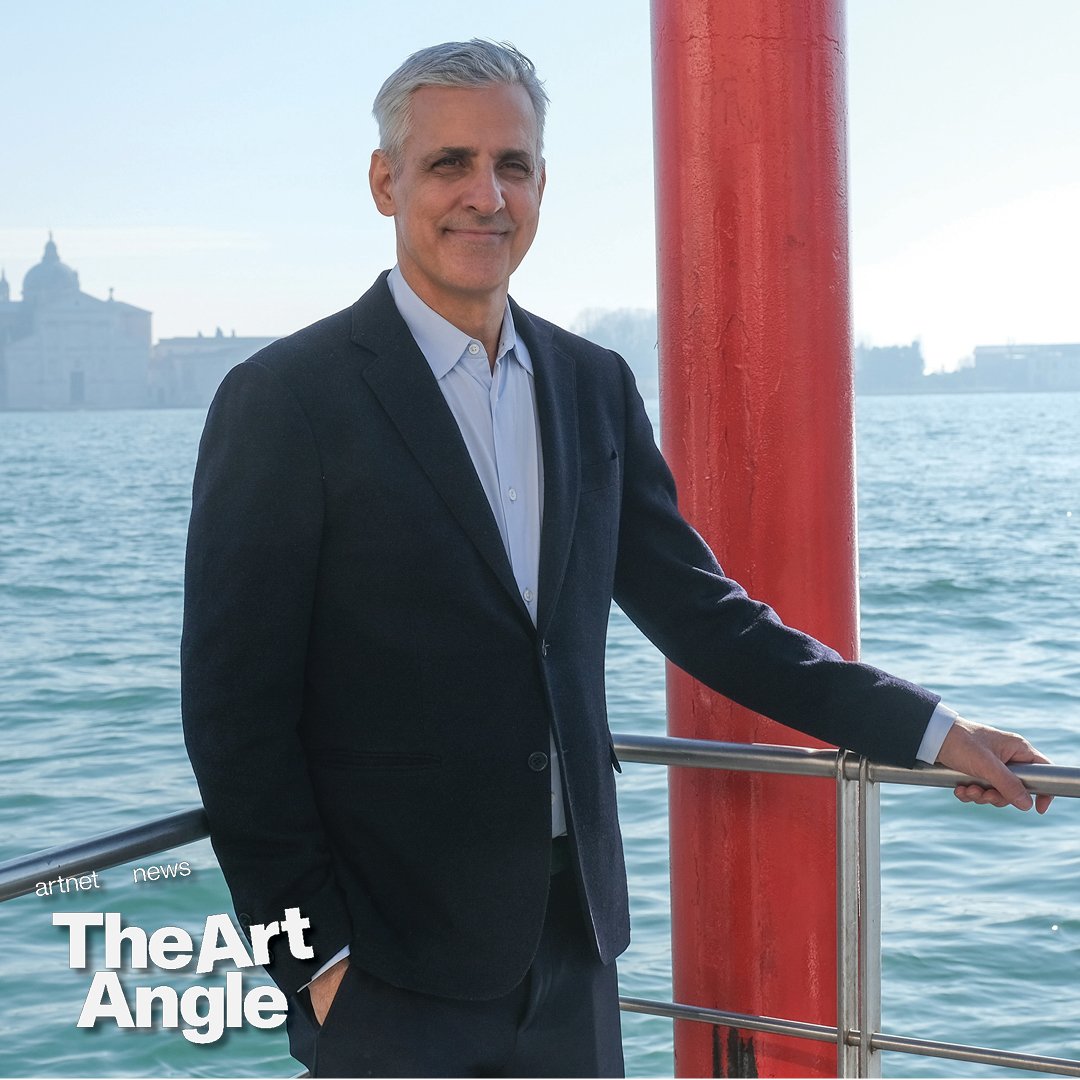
[181,273,937,1000]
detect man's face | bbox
[369,83,546,319]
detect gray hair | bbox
[373,40,549,167]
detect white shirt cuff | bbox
[299,945,350,992]
[916,702,959,764]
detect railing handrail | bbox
[3,735,1076,903]
[0,807,209,904]
[620,998,1080,1078]
[3,734,1077,1077]
[614,732,1080,796]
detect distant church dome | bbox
[22,234,80,304]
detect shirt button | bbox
[508,487,517,501]
[468,342,480,355]
[540,640,549,657]
[523,588,533,603]
[528,752,548,772]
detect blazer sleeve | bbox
[609,356,938,766]
[181,359,350,993]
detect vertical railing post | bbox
[857,760,882,1077]
[837,757,882,1077]
[837,753,860,1077]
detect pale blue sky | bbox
[3,1,1077,370]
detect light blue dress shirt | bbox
[388,266,568,838]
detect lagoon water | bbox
[1,391,1077,1077]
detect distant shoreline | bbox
[856,385,1080,397]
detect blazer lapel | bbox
[350,278,528,620]
[512,300,580,640]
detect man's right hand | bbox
[308,956,350,1025]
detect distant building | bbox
[150,329,277,408]
[0,235,277,409]
[0,236,151,410]
[969,343,1080,392]
[850,340,1080,394]
[854,341,925,395]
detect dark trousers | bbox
[288,868,624,1078]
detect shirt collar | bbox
[387,266,530,379]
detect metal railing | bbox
[0,807,209,904]
[2,734,1078,1077]
[613,734,1080,1078]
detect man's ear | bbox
[537,161,547,205]
[369,150,396,218]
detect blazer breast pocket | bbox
[579,450,619,493]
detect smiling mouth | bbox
[446,229,509,240]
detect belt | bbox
[550,835,571,876]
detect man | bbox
[182,40,1051,1078]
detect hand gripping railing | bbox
[1,736,1078,1077]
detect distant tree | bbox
[572,308,658,381]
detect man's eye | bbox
[503,161,532,175]
[433,157,463,169]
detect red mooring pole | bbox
[653,0,856,1076]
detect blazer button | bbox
[528,752,549,772]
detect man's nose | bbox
[463,166,506,216]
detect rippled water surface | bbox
[1,392,1077,1077]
